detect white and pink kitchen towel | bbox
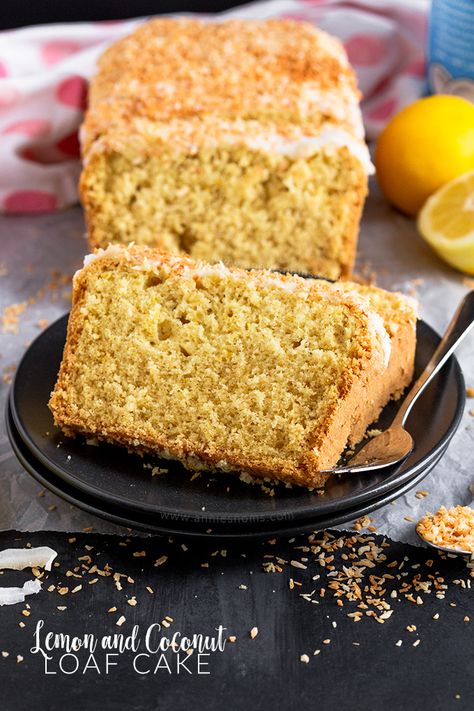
[0,0,429,213]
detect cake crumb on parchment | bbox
[1,302,27,334]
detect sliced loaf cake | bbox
[49,246,416,488]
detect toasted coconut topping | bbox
[417,506,474,553]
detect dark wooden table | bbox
[1,528,472,711]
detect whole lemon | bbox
[375,95,474,216]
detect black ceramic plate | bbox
[10,315,465,528]
[6,405,446,539]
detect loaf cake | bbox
[49,246,416,488]
[80,18,372,279]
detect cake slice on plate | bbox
[80,18,371,279]
[49,246,416,488]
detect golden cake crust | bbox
[49,246,416,488]
[82,18,361,154]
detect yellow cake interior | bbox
[82,146,364,279]
[50,258,377,470]
[49,246,417,487]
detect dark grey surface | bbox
[0,528,472,711]
[0,0,247,30]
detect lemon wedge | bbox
[418,170,474,275]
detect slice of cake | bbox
[49,246,416,488]
[80,18,372,280]
[318,280,418,445]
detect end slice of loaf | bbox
[80,18,371,279]
[49,246,416,488]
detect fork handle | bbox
[392,290,474,427]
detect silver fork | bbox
[321,290,474,475]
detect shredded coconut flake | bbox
[0,546,57,572]
[417,506,474,553]
[0,579,42,606]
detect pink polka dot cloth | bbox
[0,0,428,214]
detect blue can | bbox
[428,0,474,101]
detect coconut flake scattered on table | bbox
[0,547,57,607]
[0,546,57,571]
[0,579,42,606]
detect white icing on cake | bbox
[246,128,374,174]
